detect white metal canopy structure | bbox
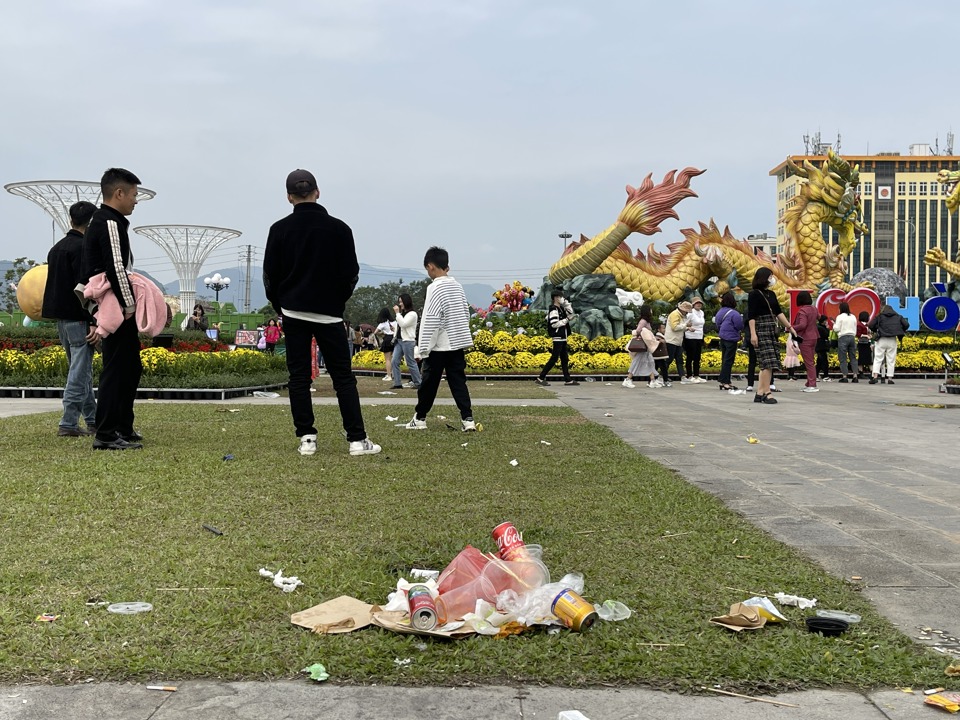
[133,225,241,314]
[4,180,157,235]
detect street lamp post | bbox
[559,231,572,251]
[203,272,231,303]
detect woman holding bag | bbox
[748,267,796,404]
[714,291,743,391]
[622,305,660,389]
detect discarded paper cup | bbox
[435,576,496,622]
[481,558,550,595]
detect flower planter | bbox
[945,385,960,394]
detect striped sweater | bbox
[417,275,473,356]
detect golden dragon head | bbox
[937,168,960,213]
[617,167,706,235]
[786,149,867,256]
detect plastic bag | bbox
[496,572,585,626]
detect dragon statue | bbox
[548,149,869,304]
[925,168,960,277]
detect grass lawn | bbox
[0,403,947,691]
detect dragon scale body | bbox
[548,151,868,303]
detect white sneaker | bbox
[404,416,427,430]
[801,386,820,393]
[461,418,477,432]
[745,386,754,392]
[349,437,382,455]
[622,378,635,388]
[648,380,662,389]
[298,434,317,456]
[381,375,393,382]
[402,382,419,389]
[695,377,707,383]
[680,377,694,385]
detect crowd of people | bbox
[620,271,910,402]
[42,167,914,459]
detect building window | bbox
[908,182,917,194]
[898,182,906,196]
[862,182,873,196]
[919,182,927,195]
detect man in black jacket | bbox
[80,168,144,450]
[263,169,381,457]
[43,201,99,437]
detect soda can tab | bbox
[492,521,526,561]
[551,588,598,632]
[407,584,439,631]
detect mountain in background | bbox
[2,260,496,311]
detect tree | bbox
[344,279,429,326]
[2,257,40,313]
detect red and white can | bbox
[407,584,439,631]
[492,521,526,561]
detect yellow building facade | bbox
[770,149,960,296]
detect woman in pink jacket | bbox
[792,291,820,392]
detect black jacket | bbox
[81,205,136,311]
[42,229,91,322]
[262,203,359,317]
[869,307,909,338]
[546,302,572,341]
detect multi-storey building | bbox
[770,145,960,296]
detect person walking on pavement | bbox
[263,169,381,457]
[80,168,145,450]
[748,267,796,404]
[623,304,659,389]
[714,290,743,391]
[869,303,909,384]
[834,302,859,383]
[683,297,707,383]
[792,290,820,392]
[43,200,99,437]
[665,301,692,384]
[404,246,477,431]
[536,288,579,387]
[816,314,832,382]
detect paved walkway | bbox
[1,379,958,719]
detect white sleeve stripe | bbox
[107,220,135,307]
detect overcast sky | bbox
[2,0,956,294]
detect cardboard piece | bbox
[371,610,475,638]
[709,602,767,632]
[291,595,377,634]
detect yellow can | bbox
[551,588,598,632]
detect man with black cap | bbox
[43,200,99,437]
[263,169,381,457]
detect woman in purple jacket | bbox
[714,291,743,391]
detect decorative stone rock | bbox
[850,268,908,301]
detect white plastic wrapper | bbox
[774,592,817,609]
[258,567,303,593]
[383,577,440,613]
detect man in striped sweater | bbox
[80,168,144,451]
[404,247,477,432]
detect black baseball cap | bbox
[286,169,318,195]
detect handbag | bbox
[627,337,647,352]
[651,339,669,360]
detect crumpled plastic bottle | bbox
[495,572,586,626]
[595,600,631,621]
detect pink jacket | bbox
[83,272,168,338]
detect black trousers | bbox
[283,316,366,441]
[95,315,142,441]
[415,349,473,422]
[539,341,571,381]
[683,337,703,377]
[816,349,830,378]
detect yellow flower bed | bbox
[347,335,960,374]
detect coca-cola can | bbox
[407,584,439,631]
[492,521,526,561]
